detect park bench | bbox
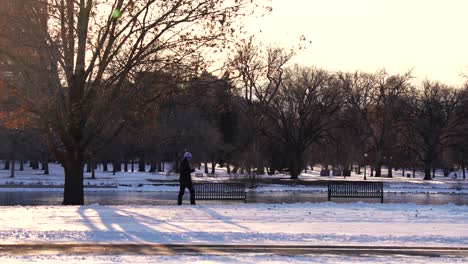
[194,182,246,202]
[328,181,384,203]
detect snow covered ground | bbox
[0,163,466,195]
[1,162,467,263]
[0,202,466,263]
[0,203,466,246]
[0,254,465,264]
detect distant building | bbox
[0,0,48,107]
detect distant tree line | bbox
[1,48,467,181]
[0,1,467,205]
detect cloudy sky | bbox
[244,0,468,86]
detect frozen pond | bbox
[0,190,467,206]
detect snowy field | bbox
[0,202,466,263]
[0,254,466,264]
[0,163,466,195]
[0,163,467,263]
[0,203,466,246]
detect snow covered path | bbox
[0,202,466,247]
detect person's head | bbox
[183,152,192,161]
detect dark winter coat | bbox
[179,158,194,183]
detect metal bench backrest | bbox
[328,181,383,203]
[194,182,246,201]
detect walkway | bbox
[1,244,467,257]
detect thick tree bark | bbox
[423,164,432,180]
[43,160,49,175]
[374,151,382,177]
[257,156,264,175]
[387,161,392,178]
[86,161,92,173]
[131,160,134,172]
[289,151,304,180]
[4,160,10,170]
[63,157,85,205]
[138,156,146,172]
[463,165,466,180]
[31,160,39,169]
[102,162,108,172]
[19,160,24,171]
[124,160,128,172]
[112,161,119,175]
[204,162,208,173]
[91,159,96,179]
[149,160,156,173]
[10,160,15,178]
[211,161,216,174]
[226,162,231,174]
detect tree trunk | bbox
[412,166,416,178]
[387,161,392,178]
[157,161,163,172]
[112,161,118,175]
[4,160,9,170]
[174,159,180,173]
[91,159,96,179]
[370,166,374,176]
[103,162,108,172]
[443,168,449,177]
[19,160,24,171]
[138,156,146,172]
[402,168,405,177]
[43,159,49,175]
[86,161,92,173]
[211,161,216,174]
[226,162,231,174]
[149,160,156,173]
[432,167,436,178]
[131,160,134,172]
[10,160,15,178]
[289,151,303,180]
[31,160,39,169]
[124,160,128,172]
[204,162,208,174]
[63,157,85,205]
[257,156,264,175]
[374,151,382,177]
[423,163,432,180]
[463,165,466,180]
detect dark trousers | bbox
[178,181,195,205]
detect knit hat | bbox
[183,152,192,160]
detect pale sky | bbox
[244,0,468,86]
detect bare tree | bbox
[229,42,292,182]
[339,70,412,177]
[403,81,464,180]
[266,66,342,179]
[1,0,259,204]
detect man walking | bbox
[178,152,196,205]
